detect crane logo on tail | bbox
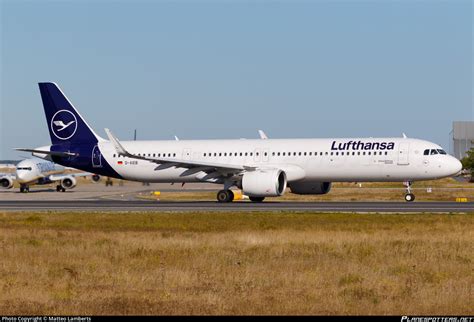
[50,110,78,140]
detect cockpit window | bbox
[423,149,429,155]
[16,167,32,171]
[430,149,438,155]
[437,149,447,155]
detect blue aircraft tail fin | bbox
[38,82,103,145]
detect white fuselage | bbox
[16,159,64,185]
[95,137,461,183]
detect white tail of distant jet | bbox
[16,82,462,202]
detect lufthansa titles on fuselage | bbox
[331,140,395,151]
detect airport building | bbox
[452,121,474,160]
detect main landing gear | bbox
[56,185,66,192]
[217,189,234,203]
[404,181,415,202]
[216,189,266,203]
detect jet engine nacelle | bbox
[0,177,14,189]
[241,169,287,197]
[289,181,332,195]
[60,176,77,189]
[91,174,101,182]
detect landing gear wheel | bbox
[249,196,265,202]
[56,185,61,192]
[61,187,66,192]
[20,185,29,193]
[217,190,234,203]
[403,181,415,202]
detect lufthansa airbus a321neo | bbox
[17,82,462,202]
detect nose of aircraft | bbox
[16,170,28,183]
[448,156,463,176]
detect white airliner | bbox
[17,82,462,202]
[0,158,99,193]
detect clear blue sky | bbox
[1,0,472,160]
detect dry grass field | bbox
[0,211,472,315]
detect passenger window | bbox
[352,152,355,155]
[299,152,302,156]
[331,152,334,156]
[321,152,324,156]
[385,151,388,155]
[264,152,267,156]
[309,152,312,156]
[250,152,253,156]
[277,152,280,156]
[245,152,248,156]
[224,153,227,156]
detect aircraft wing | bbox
[48,172,96,182]
[0,173,16,180]
[105,128,256,174]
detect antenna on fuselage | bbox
[134,129,137,141]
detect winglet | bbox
[258,130,268,140]
[402,133,407,139]
[105,128,130,157]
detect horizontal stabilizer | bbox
[14,148,78,157]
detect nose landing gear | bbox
[404,181,415,202]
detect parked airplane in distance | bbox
[17,82,462,202]
[0,158,100,193]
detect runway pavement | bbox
[1,199,473,212]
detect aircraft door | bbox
[92,145,102,168]
[397,143,410,165]
[183,148,192,161]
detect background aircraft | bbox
[0,158,100,193]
